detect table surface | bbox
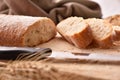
[0,58,120,80]
[1,36,120,80]
[39,36,120,80]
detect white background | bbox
[91,0,120,18]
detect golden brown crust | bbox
[70,24,93,48]
[0,15,56,46]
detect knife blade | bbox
[49,51,120,62]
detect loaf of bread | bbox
[105,14,120,26]
[0,15,56,47]
[85,18,113,48]
[57,17,93,48]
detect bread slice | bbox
[0,15,56,47]
[105,14,120,26]
[57,17,93,48]
[85,18,113,48]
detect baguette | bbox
[0,15,56,47]
[85,18,113,48]
[57,17,93,48]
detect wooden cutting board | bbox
[38,36,120,55]
[1,35,120,80]
[42,59,120,80]
[38,35,120,79]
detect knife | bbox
[49,51,120,62]
[0,46,120,63]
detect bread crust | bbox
[0,15,56,46]
[70,24,93,48]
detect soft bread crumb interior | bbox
[113,26,120,30]
[23,19,56,46]
[66,21,88,35]
[57,17,84,35]
[86,19,112,40]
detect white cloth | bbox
[92,0,120,18]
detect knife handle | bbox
[0,46,52,60]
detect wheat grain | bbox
[0,61,97,80]
[0,61,59,80]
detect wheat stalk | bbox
[0,61,60,80]
[0,51,98,80]
[0,61,98,80]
